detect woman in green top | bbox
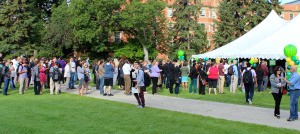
[180,62,189,90]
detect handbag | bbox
[131,87,138,93]
[282,88,287,95]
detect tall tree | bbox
[213,0,282,48]
[169,0,207,57]
[0,0,35,55]
[119,0,168,61]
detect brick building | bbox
[281,0,300,20]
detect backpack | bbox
[17,64,23,77]
[243,69,253,84]
[228,65,234,75]
[52,67,61,82]
[139,69,151,87]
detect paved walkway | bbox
[62,87,300,131]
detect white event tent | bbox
[192,10,288,59]
[238,11,300,60]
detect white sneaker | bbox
[248,98,252,105]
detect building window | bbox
[114,31,121,43]
[212,10,217,18]
[290,14,294,20]
[208,37,211,47]
[167,8,173,17]
[200,9,206,17]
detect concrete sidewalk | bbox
[62,87,300,131]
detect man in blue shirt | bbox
[230,60,239,93]
[285,65,300,121]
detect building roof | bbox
[286,0,300,4]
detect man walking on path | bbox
[133,62,145,108]
[242,63,257,105]
[103,60,114,96]
[285,65,300,122]
[218,59,225,94]
[261,61,269,91]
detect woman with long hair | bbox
[189,63,198,93]
[270,66,286,119]
[180,61,189,90]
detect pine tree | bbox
[0,0,35,55]
[213,0,282,49]
[169,0,207,58]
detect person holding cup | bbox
[270,66,286,119]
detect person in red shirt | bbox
[218,59,225,94]
[208,62,219,95]
[261,61,269,91]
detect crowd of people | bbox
[0,53,299,120]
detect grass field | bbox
[147,85,300,111]
[0,88,299,134]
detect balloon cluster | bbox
[249,58,259,68]
[284,44,299,79]
[178,50,185,61]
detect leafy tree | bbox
[213,0,282,48]
[169,0,207,58]
[119,0,168,61]
[0,0,35,55]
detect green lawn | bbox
[0,88,299,134]
[150,85,300,111]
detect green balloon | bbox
[296,60,300,65]
[195,58,199,61]
[292,56,297,61]
[252,63,257,68]
[249,60,254,64]
[284,44,297,57]
[178,50,184,56]
[287,65,291,70]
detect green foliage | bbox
[169,0,207,55]
[213,0,282,48]
[0,0,35,55]
[114,39,158,60]
[119,0,167,61]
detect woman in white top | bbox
[64,60,71,89]
[9,62,16,89]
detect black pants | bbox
[134,87,145,107]
[46,74,50,88]
[152,77,158,94]
[61,70,65,84]
[11,77,16,88]
[169,79,175,94]
[272,92,283,116]
[34,81,41,95]
[96,77,100,90]
[199,84,205,95]
[175,84,180,94]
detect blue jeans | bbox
[189,78,197,93]
[257,80,263,92]
[3,78,10,95]
[289,90,300,119]
[99,76,104,94]
[245,83,254,102]
[70,73,75,89]
[10,77,15,89]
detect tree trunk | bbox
[143,45,149,62]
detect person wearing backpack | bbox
[32,60,41,95]
[49,61,61,95]
[230,60,239,93]
[103,60,115,96]
[242,62,257,105]
[18,61,28,94]
[133,62,145,108]
[2,60,11,95]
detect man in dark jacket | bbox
[2,60,11,95]
[168,60,176,94]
